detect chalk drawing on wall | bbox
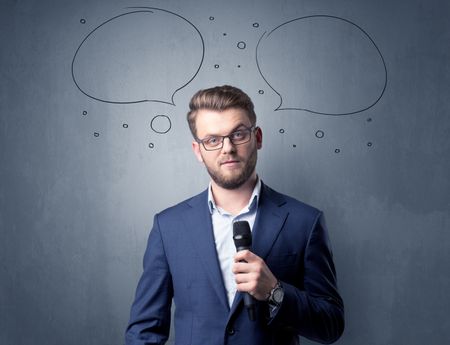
[151,115,172,134]
[315,130,325,139]
[146,114,172,150]
[73,10,378,152]
[237,41,246,49]
[256,15,387,115]
[72,7,205,106]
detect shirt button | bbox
[226,326,235,335]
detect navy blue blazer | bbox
[126,183,344,345]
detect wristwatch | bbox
[267,281,284,307]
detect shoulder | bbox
[156,188,208,219]
[261,182,322,222]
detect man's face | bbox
[192,107,262,190]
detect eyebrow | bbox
[203,124,249,138]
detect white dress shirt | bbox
[208,178,261,307]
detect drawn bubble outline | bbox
[237,41,246,49]
[315,130,325,138]
[71,7,205,106]
[151,115,172,134]
[256,15,388,116]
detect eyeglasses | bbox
[196,126,256,151]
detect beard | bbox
[204,148,257,190]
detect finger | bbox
[234,273,249,284]
[233,261,261,275]
[233,249,250,262]
[234,270,259,285]
[232,262,251,274]
[234,249,258,263]
[235,281,257,293]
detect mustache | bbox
[219,156,241,165]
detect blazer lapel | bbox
[182,191,229,311]
[251,183,288,260]
[228,183,289,318]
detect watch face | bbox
[273,287,284,303]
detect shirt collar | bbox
[208,177,261,215]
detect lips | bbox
[220,159,240,166]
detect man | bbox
[126,85,344,345]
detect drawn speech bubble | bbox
[72,8,204,105]
[256,15,387,115]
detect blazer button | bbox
[226,326,235,335]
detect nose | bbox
[221,136,236,154]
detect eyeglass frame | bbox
[195,125,257,151]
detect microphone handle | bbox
[244,291,256,321]
[236,245,256,321]
[236,245,249,252]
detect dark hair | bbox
[187,85,256,137]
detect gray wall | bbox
[1,0,449,344]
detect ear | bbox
[255,126,263,149]
[192,141,204,163]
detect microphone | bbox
[233,220,256,321]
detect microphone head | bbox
[233,220,252,250]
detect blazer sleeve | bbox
[125,214,173,345]
[268,213,345,344]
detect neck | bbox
[211,173,258,216]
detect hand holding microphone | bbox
[233,221,278,321]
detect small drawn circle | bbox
[94,132,100,137]
[253,23,259,28]
[367,142,373,147]
[279,129,285,134]
[123,123,128,128]
[214,64,220,69]
[209,16,215,21]
[80,19,86,24]
[237,41,246,49]
[151,115,172,134]
[335,148,340,153]
[258,90,264,94]
[315,130,325,139]
[316,129,325,139]
[149,143,155,149]
[82,110,87,116]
